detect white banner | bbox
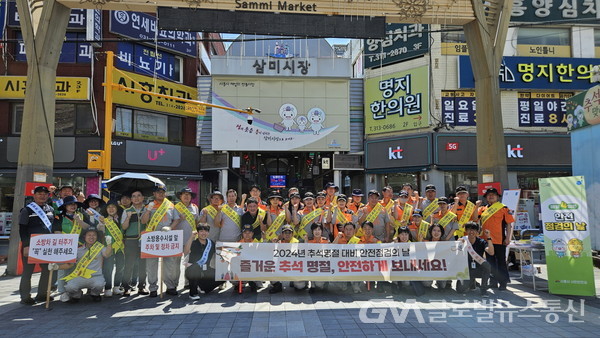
[215,242,469,282]
[140,230,184,258]
[28,234,79,264]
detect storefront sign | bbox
[477,182,502,196]
[15,31,91,63]
[441,91,476,126]
[366,135,431,169]
[86,9,102,47]
[333,154,363,170]
[211,77,350,151]
[364,24,428,69]
[511,0,600,22]
[7,2,87,28]
[116,42,180,82]
[140,230,184,258]
[125,140,181,167]
[27,234,79,264]
[518,92,572,127]
[459,56,598,90]
[434,134,571,167]
[211,57,351,77]
[365,66,429,135]
[215,241,468,281]
[7,137,76,163]
[539,176,595,296]
[111,69,198,117]
[109,10,196,57]
[0,76,90,100]
[565,84,600,131]
[0,1,6,40]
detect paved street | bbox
[0,263,599,337]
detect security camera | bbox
[247,114,254,125]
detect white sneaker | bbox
[60,293,70,302]
[113,286,124,295]
[189,294,200,300]
[104,289,113,297]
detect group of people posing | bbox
[18,181,514,305]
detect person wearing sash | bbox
[184,223,222,300]
[199,191,225,242]
[119,193,132,210]
[332,222,361,292]
[430,197,458,241]
[419,184,439,220]
[282,187,301,211]
[380,186,395,216]
[359,221,381,244]
[83,194,106,229]
[59,228,113,303]
[121,190,148,296]
[285,192,302,227]
[392,191,414,236]
[450,186,478,238]
[234,224,260,293]
[456,222,494,297]
[240,184,267,211]
[297,192,325,241]
[269,224,303,293]
[215,189,243,242]
[241,198,266,241]
[408,210,429,242]
[141,184,181,297]
[402,183,420,209]
[305,223,329,293]
[479,188,515,291]
[98,200,125,297]
[392,226,426,296]
[324,182,339,208]
[348,189,364,214]
[357,190,391,243]
[264,191,285,242]
[326,194,354,239]
[315,191,328,212]
[18,186,55,305]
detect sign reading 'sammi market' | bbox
[235,1,318,12]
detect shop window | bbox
[441,25,468,55]
[11,104,23,134]
[168,116,183,143]
[55,104,76,135]
[75,104,95,135]
[133,111,168,142]
[115,107,133,137]
[517,27,571,57]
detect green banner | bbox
[539,176,595,296]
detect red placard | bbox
[477,182,502,196]
[446,142,459,151]
[24,182,53,196]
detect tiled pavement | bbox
[0,266,599,337]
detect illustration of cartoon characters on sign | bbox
[296,115,308,132]
[278,103,298,131]
[308,107,326,135]
[552,239,567,258]
[567,238,583,258]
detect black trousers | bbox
[19,255,49,300]
[456,261,491,293]
[122,239,146,290]
[185,264,223,296]
[486,244,510,286]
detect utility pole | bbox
[463,0,513,192]
[7,0,70,275]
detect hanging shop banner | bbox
[565,84,600,131]
[16,31,91,63]
[365,66,429,135]
[27,234,79,264]
[0,1,6,40]
[441,91,476,126]
[539,176,595,296]
[364,24,429,69]
[511,0,600,22]
[518,92,572,127]
[459,56,597,90]
[140,230,184,258]
[111,69,198,117]
[215,241,469,282]
[116,42,180,82]
[0,76,90,100]
[109,10,196,57]
[211,77,350,151]
[6,1,88,28]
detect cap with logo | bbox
[242,224,254,233]
[412,209,423,217]
[352,189,364,197]
[425,184,436,192]
[367,189,380,197]
[437,196,449,204]
[34,186,50,194]
[483,187,501,197]
[303,192,315,200]
[281,224,294,233]
[455,186,468,194]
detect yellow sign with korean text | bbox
[364,66,429,135]
[111,69,198,117]
[0,76,89,100]
[441,42,469,55]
